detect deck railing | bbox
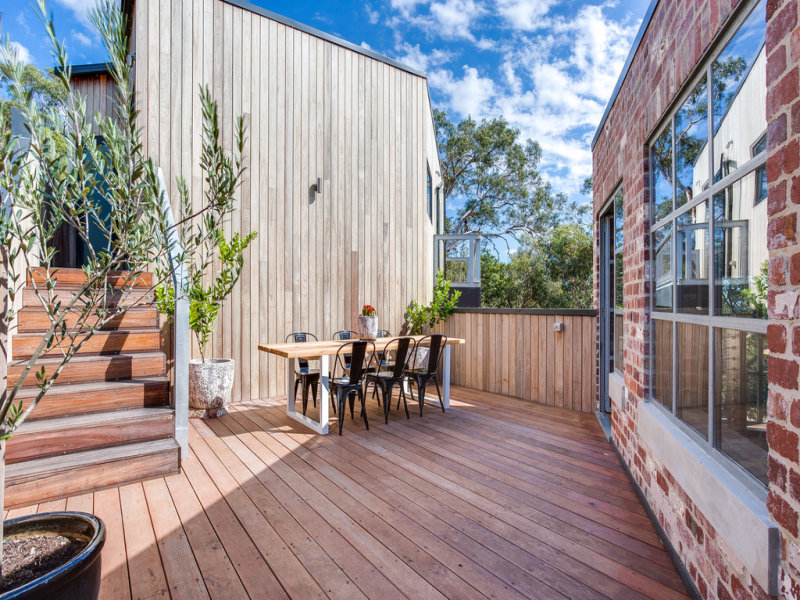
[436,307,598,412]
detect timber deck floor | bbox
[8,386,690,599]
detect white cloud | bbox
[428,65,496,119]
[429,0,487,40]
[15,12,31,35]
[53,0,98,28]
[3,41,33,64]
[475,37,496,51]
[365,3,380,25]
[394,42,454,73]
[71,30,93,46]
[496,0,558,31]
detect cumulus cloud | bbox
[394,42,454,73]
[389,0,488,41]
[428,65,496,119]
[2,41,33,64]
[496,0,558,30]
[71,30,93,46]
[53,0,98,27]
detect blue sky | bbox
[2,0,646,215]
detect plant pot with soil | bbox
[356,305,378,340]
[0,512,104,600]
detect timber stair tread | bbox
[5,438,180,508]
[15,377,170,420]
[17,305,159,333]
[8,351,167,388]
[7,408,175,464]
[27,267,154,288]
[12,328,162,359]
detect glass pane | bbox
[654,223,673,312]
[715,329,768,485]
[677,201,709,314]
[653,319,673,410]
[713,176,767,318]
[615,250,623,310]
[676,74,709,208]
[615,313,623,374]
[677,323,709,439]
[615,188,624,250]
[651,125,673,222]
[711,0,767,183]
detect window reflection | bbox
[677,323,709,439]
[713,176,767,318]
[715,329,768,485]
[653,320,673,411]
[677,201,709,314]
[654,223,673,311]
[676,75,709,208]
[652,125,673,222]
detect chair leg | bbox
[359,390,369,430]
[311,381,318,407]
[301,382,309,415]
[349,392,355,419]
[433,377,444,412]
[399,383,409,419]
[383,382,391,424]
[373,382,380,406]
[418,381,427,417]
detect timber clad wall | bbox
[437,310,597,413]
[128,0,440,401]
[72,74,116,134]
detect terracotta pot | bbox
[1,512,105,599]
[189,358,235,412]
[356,315,378,340]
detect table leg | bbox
[319,355,330,435]
[442,344,451,410]
[286,357,296,413]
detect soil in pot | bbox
[0,534,88,593]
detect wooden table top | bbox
[259,335,465,359]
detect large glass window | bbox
[614,188,624,374]
[648,0,767,486]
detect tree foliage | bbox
[0,61,67,124]
[434,108,581,252]
[480,224,593,309]
[406,271,461,334]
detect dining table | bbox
[258,335,465,434]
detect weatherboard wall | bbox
[129,0,441,401]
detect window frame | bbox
[647,0,768,491]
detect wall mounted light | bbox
[314,178,322,194]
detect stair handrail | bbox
[155,168,189,459]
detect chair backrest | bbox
[419,334,447,374]
[334,341,375,385]
[286,332,317,371]
[384,337,414,379]
[332,330,358,340]
[377,329,391,339]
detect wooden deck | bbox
[7,386,690,599]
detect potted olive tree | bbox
[0,1,235,595]
[405,271,460,367]
[156,91,257,417]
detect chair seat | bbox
[331,376,356,386]
[367,370,396,380]
[296,368,320,376]
[405,368,432,376]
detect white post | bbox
[286,357,296,413]
[319,355,330,434]
[442,344,451,410]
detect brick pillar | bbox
[766,0,800,596]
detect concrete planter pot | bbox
[189,358,235,415]
[356,315,378,340]
[1,512,105,599]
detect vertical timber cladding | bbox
[132,0,440,401]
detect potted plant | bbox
[405,271,461,368]
[0,1,228,595]
[357,304,378,340]
[156,89,257,418]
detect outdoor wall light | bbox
[314,177,322,193]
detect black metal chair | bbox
[376,329,391,339]
[330,341,376,435]
[402,334,448,416]
[286,332,320,416]
[366,337,414,424]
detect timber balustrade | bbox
[436,308,598,412]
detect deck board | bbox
[20,386,690,599]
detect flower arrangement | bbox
[361,304,377,317]
[357,304,378,339]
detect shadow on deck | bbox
[8,385,690,599]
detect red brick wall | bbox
[765,0,800,596]
[592,0,791,598]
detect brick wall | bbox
[765,0,800,596]
[592,0,790,598]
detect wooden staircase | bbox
[5,269,180,508]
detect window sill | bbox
[637,401,779,595]
[609,371,625,410]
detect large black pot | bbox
[0,512,105,600]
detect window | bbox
[613,188,624,374]
[649,0,767,486]
[426,165,433,222]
